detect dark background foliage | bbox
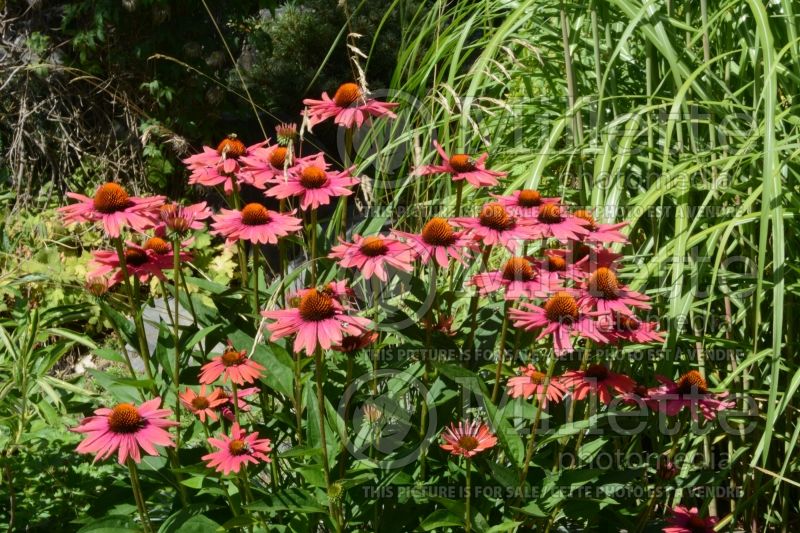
[0,0,403,205]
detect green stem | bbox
[231,382,240,424]
[465,458,472,533]
[310,208,318,285]
[454,180,464,217]
[252,244,260,316]
[127,459,154,533]
[491,301,511,404]
[517,356,557,494]
[172,238,182,448]
[112,238,156,393]
[314,347,341,531]
[293,351,304,444]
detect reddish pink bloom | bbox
[239,144,301,187]
[158,201,213,234]
[663,506,718,533]
[529,249,583,283]
[599,314,665,344]
[71,397,177,464]
[529,204,591,242]
[577,267,651,316]
[561,364,635,405]
[202,423,272,475]
[265,153,359,210]
[452,203,536,252]
[491,189,560,218]
[621,383,660,410]
[88,241,176,287]
[303,82,398,128]
[417,141,506,188]
[510,291,607,356]
[329,234,415,282]
[199,345,265,386]
[573,210,628,244]
[507,364,567,406]
[573,245,624,275]
[211,203,302,245]
[180,385,226,423]
[649,371,734,421]
[440,420,498,458]
[59,183,164,238]
[332,331,379,353]
[218,387,260,422]
[393,217,474,268]
[183,135,267,194]
[262,287,372,355]
[469,257,561,300]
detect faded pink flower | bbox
[649,371,735,421]
[440,420,498,458]
[451,203,536,252]
[71,397,177,464]
[510,291,608,356]
[491,189,560,218]
[573,210,628,244]
[262,287,371,355]
[392,217,474,268]
[59,183,164,238]
[211,203,302,245]
[183,135,267,194]
[329,234,415,282]
[199,345,265,386]
[560,364,635,405]
[202,423,272,475]
[416,141,506,188]
[469,257,560,300]
[265,153,359,210]
[507,364,567,407]
[180,385,226,423]
[577,267,651,317]
[303,82,398,128]
[529,204,591,242]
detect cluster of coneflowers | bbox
[60,81,725,533]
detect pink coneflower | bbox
[491,189,560,218]
[509,291,608,356]
[577,267,651,316]
[649,371,734,421]
[263,288,372,355]
[560,364,635,405]
[507,364,567,406]
[159,201,214,234]
[183,134,267,194]
[88,243,170,287]
[573,245,623,275]
[72,397,177,464]
[416,141,507,188]
[202,423,272,475]
[529,249,583,283]
[239,144,298,187]
[599,314,665,344]
[332,331,379,353]
[211,203,302,245]
[265,153,359,210]
[180,385,226,423]
[393,217,474,267]
[469,257,560,300]
[452,203,536,252]
[422,313,457,337]
[303,82,398,128]
[573,210,628,244]
[199,345,265,386]
[529,204,590,242]
[440,420,497,458]
[622,382,659,410]
[59,183,164,238]
[663,506,718,533]
[218,387,260,422]
[329,234,415,282]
